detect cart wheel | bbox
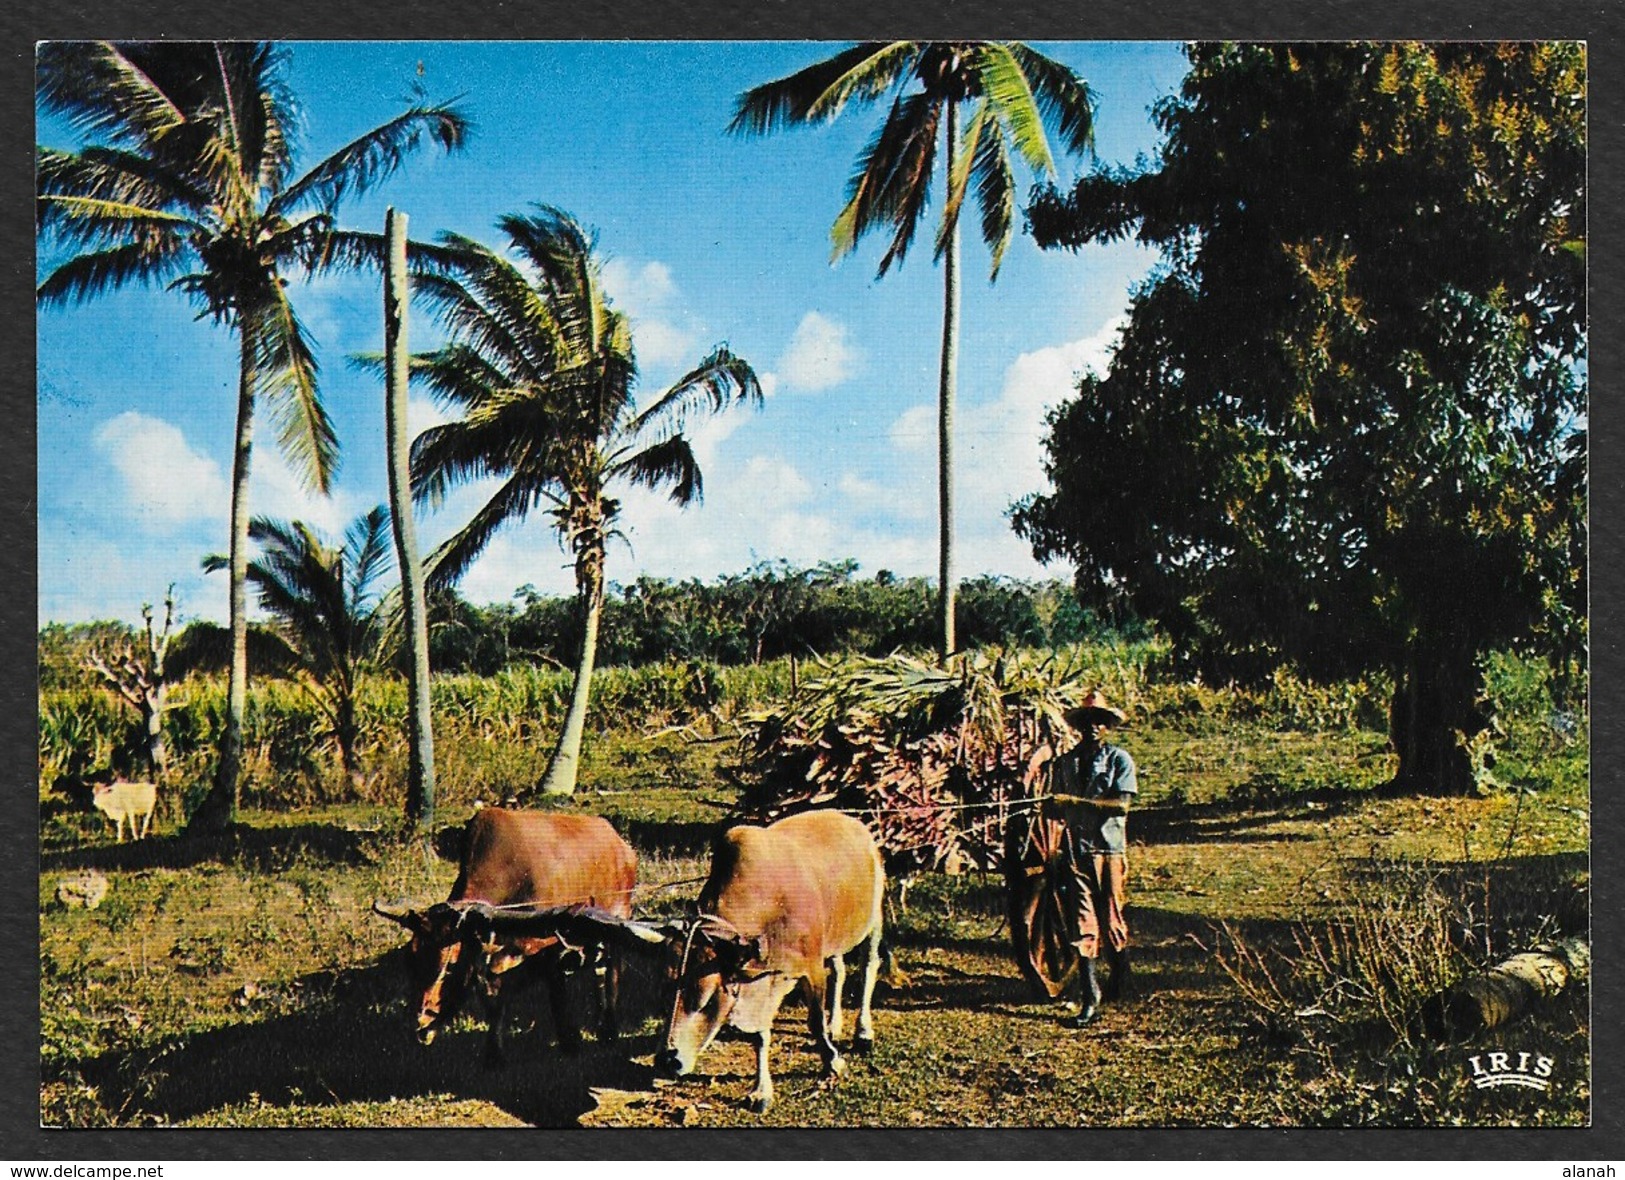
[1005,813,1079,999]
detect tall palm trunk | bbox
[191,321,256,832]
[384,208,437,830]
[937,100,961,663]
[538,558,603,796]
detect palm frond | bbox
[36,41,192,151]
[270,99,470,215]
[233,519,338,660]
[38,194,206,250]
[422,471,549,590]
[298,227,470,278]
[414,256,561,385]
[498,207,605,361]
[611,435,703,505]
[214,510,392,679]
[1003,43,1096,158]
[410,407,565,511]
[973,43,1055,175]
[253,67,297,194]
[355,343,510,413]
[251,285,338,494]
[729,42,919,134]
[832,91,942,276]
[410,422,497,509]
[967,114,1017,277]
[211,43,276,193]
[938,98,992,255]
[37,241,190,307]
[36,145,208,228]
[344,505,394,615]
[627,345,763,439]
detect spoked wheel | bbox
[1004,808,1079,1000]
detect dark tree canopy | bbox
[1016,43,1585,792]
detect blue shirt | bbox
[1052,742,1137,853]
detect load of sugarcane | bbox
[730,649,1089,876]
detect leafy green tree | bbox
[406,206,762,795]
[36,41,469,828]
[1018,42,1586,794]
[732,42,1095,661]
[205,508,392,791]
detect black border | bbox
[11,0,1622,1161]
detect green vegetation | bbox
[732,42,1096,658]
[38,646,1587,1127]
[204,509,392,793]
[421,564,1126,676]
[397,205,762,796]
[37,41,469,828]
[1020,42,1586,796]
[37,39,1589,1131]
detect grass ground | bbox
[40,713,1589,1129]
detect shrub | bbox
[1214,856,1468,1050]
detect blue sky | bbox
[37,41,1190,627]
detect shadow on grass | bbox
[40,823,386,875]
[613,817,724,859]
[76,952,676,1128]
[1131,788,1365,846]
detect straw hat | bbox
[1065,688,1127,730]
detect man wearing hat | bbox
[1044,688,1137,1027]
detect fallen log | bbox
[1422,936,1589,1039]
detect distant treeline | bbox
[37,561,1143,689]
[431,561,1140,675]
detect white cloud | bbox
[758,372,780,399]
[458,521,577,603]
[611,446,819,584]
[93,411,228,530]
[247,443,368,538]
[737,454,811,505]
[838,471,930,522]
[958,314,1122,516]
[888,404,935,454]
[837,472,883,502]
[602,257,699,371]
[857,317,1124,580]
[777,311,859,392]
[602,258,677,316]
[38,529,224,627]
[409,394,451,437]
[634,318,702,370]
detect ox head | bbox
[372,900,490,1045]
[655,915,773,1079]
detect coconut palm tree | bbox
[205,508,392,792]
[36,41,469,830]
[731,42,1095,661]
[406,206,761,796]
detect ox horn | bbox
[697,913,767,964]
[624,920,676,946]
[371,899,416,926]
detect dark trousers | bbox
[1063,849,1129,960]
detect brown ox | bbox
[655,810,885,1112]
[373,808,636,1063]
